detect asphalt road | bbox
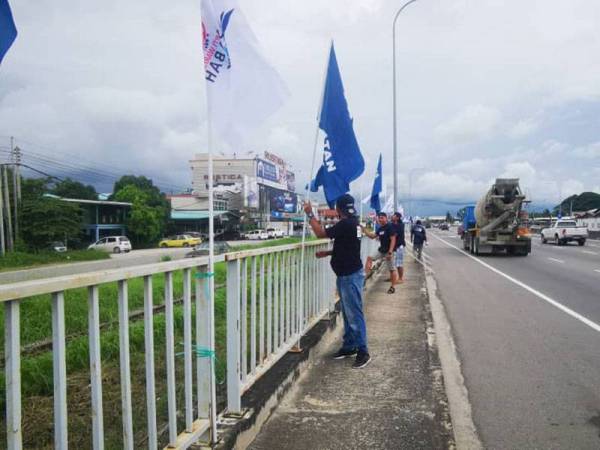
[422,228,600,449]
[0,239,264,285]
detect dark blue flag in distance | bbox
[310,43,365,207]
[370,153,382,213]
[0,0,17,66]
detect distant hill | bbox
[554,192,600,214]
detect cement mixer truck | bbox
[461,178,531,256]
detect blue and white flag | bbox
[0,0,17,66]
[201,0,288,148]
[310,43,365,208]
[370,153,382,213]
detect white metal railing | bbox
[1,255,222,450]
[224,239,336,414]
[1,235,377,448]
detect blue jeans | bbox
[336,270,368,354]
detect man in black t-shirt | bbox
[304,194,370,369]
[362,212,398,294]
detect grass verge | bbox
[0,250,110,272]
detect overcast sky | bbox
[1,0,599,205]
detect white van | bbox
[88,236,132,253]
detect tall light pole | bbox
[393,0,418,213]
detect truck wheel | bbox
[555,235,561,245]
[113,247,121,254]
[578,239,585,246]
[474,237,480,255]
[541,235,547,244]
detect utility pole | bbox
[0,167,5,256]
[2,165,13,251]
[11,138,19,244]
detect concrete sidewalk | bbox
[247,259,455,449]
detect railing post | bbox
[226,259,242,414]
[88,286,104,450]
[164,272,177,446]
[259,255,265,363]
[118,280,134,450]
[52,291,68,449]
[197,266,210,419]
[183,268,194,432]
[250,256,257,374]
[143,276,157,450]
[5,300,22,450]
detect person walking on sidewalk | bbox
[411,219,427,260]
[363,212,398,294]
[391,212,406,282]
[303,194,371,369]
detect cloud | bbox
[573,141,600,159]
[508,118,540,139]
[435,105,501,144]
[413,171,489,201]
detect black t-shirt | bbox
[325,217,363,276]
[377,223,397,254]
[392,222,406,249]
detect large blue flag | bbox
[310,43,364,207]
[0,0,17,66]
[370,153,382,213]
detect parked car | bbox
[88,236,132,254]
[214,230,241,241]
[158,234,202,248]
[50,241,67,252]
[540,219,588,246]
[185,231,208,240]
[243,229,269,240]
[266,228,285,239]
[185,241,232,258]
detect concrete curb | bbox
[425,271,483,450]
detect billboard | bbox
[267,186,297,214]
[257,151,295,192]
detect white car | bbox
[244,229,269,240]
[540,219,588,246]
[88,236,132,253]
[266,228,285,239]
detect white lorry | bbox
[540,219,588,246]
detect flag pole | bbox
[206,110,218,444]
[295,43,330,351]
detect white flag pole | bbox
[206,114,218,444]
[295,43,330,350]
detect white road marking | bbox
[548,258,565,264]
[431,234,600,334]
[595,269,600,274]
[582,250,598,256]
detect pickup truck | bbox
[243,229,269,240]
[266,228,285,239]
[540,219,588,246]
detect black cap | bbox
[335,194,356,216]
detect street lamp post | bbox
[393,0,418,213]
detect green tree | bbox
[52,178,98,200]
[114,185,164,247]
[20,178,83,250]
[445,211,453,223]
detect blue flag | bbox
[0,0,17,66]
[370,153,382,213]
[310,43,364,207]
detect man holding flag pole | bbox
[200,0,288,439]
[304,43,370,369]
